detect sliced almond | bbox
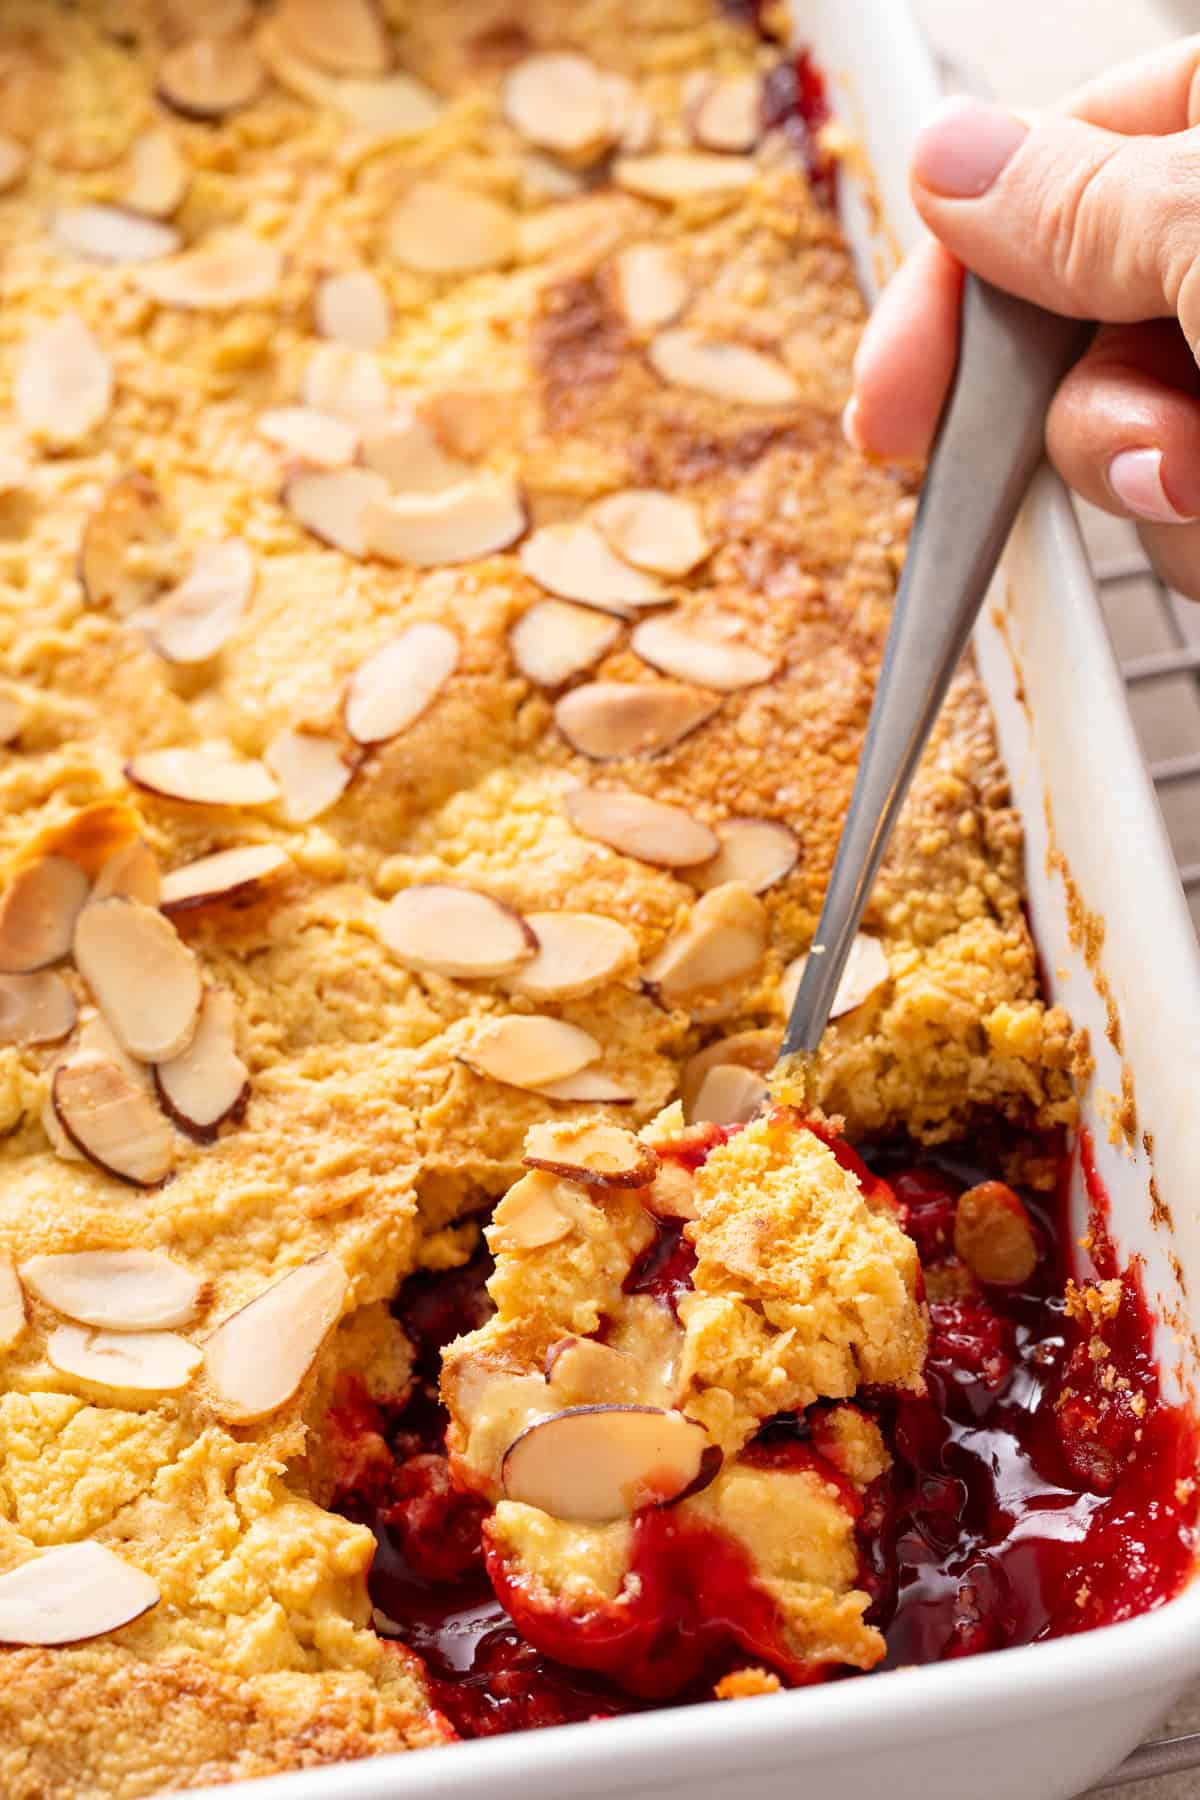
[258,407,359,469]
[501,1404,710,1521]
[379,885,535,979]
[0,685,25,744]
[591,489,710,579]
[360,408,471,494]
[691,1062,768,1126]
[314,269,390,350]
[265,727,359,823]
[502,52,618,164]
[385,180,517,275]
[692,817,798,895]
[0,1256,25,1351]
[275,0,390,77]
[0,1542,159,1646]
[363,472,525,566]
[122,127,189,218]
[126,747,279,809]
[52,1053,176,1186]
[203,1254,348,1422]
[300,344,390,423]
[613,152,755,200]
[688,74,761,152]
[74,1009,153,1091]
[328,71,442,135]
[15,314,113,449]
[160,844,290,915]
[158,34,265,119]
[460,1015,601,1090]
[0,857,91,974]
[424,388,508,461]
[680,1027,781,1122]
[144,537,255,664]
[137,233,282,310]
[488,1170,576,1253]
[93,839,161,907]
[555,682,717,761]
[0,133,29,194]
[74,896,201,1062]
[954,1182,1039,1286]
[509,600,621,689]
[48,1323,201,1394]
[630,614,776,691]
[781,932,890,1021]
[155,987,248,1141]
[20,1249,202,1330]
[520,522,664,614]
[524,1119,658,1189]
[80,475,174,615]
[0,971,77,1046]
[614,243,689,337]
[649,329,799,407]
[507,911,637,1003]
[343,621,459,745]
[546,1338,650,1406]
[565,787,718,868]
[533,1069,635,1104]
[53,204,180,265]
[284,466,388,557]
[646,882,767,999]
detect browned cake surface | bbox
[0,0,1084,1793]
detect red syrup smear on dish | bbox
[332,1125,1198,1736]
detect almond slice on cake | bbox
[630,614,777,691]
[300,344,390,422]
[80,475,175,614]
[0,857,91,974]
[532,1068,635,1104]
[613,243,689,337]
[258,407,359,469]
[487,1170,576,1252]
[328,71,442,136]
[781,931,890,1019]
[648,329,799,406]
[20,1248,202,1330]
[314,269,391,349]
[53,204,180,264]
[144,537,255,664]
[690,817,799,894]
[0,1257,25,1350]
[284,466,389,557]
[555,681,717,761]
[0,1543,160,1646]
[645,882,768,999]
[0,970,77,1046]
[15,314,113,449]
[590,490,711,577]
[203,1254,348,1422]
[690,1062,769,1127]
[160,844,289,916]
[362,473,525,566]
[158,33,265,119]
[505,912,637,1002]
[509,600,622,689]
[274,0,390,77]
[379,886,536,979]
[501,1405,712,1521]
[265,727,360,822]
[459,1016,601,1090]
[74,897,201,1062]
[680,1028,781,1122]
[48,1323,202,1394]
[565,787,718,868]
[386,180,517,275]
[359,409,473,494]
[502,52,620,163]
[343,622,459,744]
[93,838,161,907]
[613,152,756,199]
[122,127,190,218]
[519,522,664,613]
[688,74,762,152]
[51,1053,176,1186]
[155,987,249,1141]
[137,233,282,309]
[523,1119,658,1188]
[126,747,279,808]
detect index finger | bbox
[1060,34,1200,134]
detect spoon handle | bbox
[782,275,1090,1058]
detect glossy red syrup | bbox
[330,1127,1198,1738]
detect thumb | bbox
[910,95,1200,355]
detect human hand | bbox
[847,40,1200,598]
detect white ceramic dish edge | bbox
[181,5,1200,1796]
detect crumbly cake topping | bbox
[0,0,1082,1792]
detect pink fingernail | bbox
[1108,449,1195,524]
[912,96,1028,199]
[842,396,864,452]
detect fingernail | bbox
[842,396,864,452]
[912,96,1028,199]
[1108,449,1195,524]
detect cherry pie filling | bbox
[328,1123,1199,1738]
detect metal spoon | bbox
[781,274,1089,1065]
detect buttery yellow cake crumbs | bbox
[0,0,1084,1791]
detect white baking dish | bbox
[186,4,1200,1795]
